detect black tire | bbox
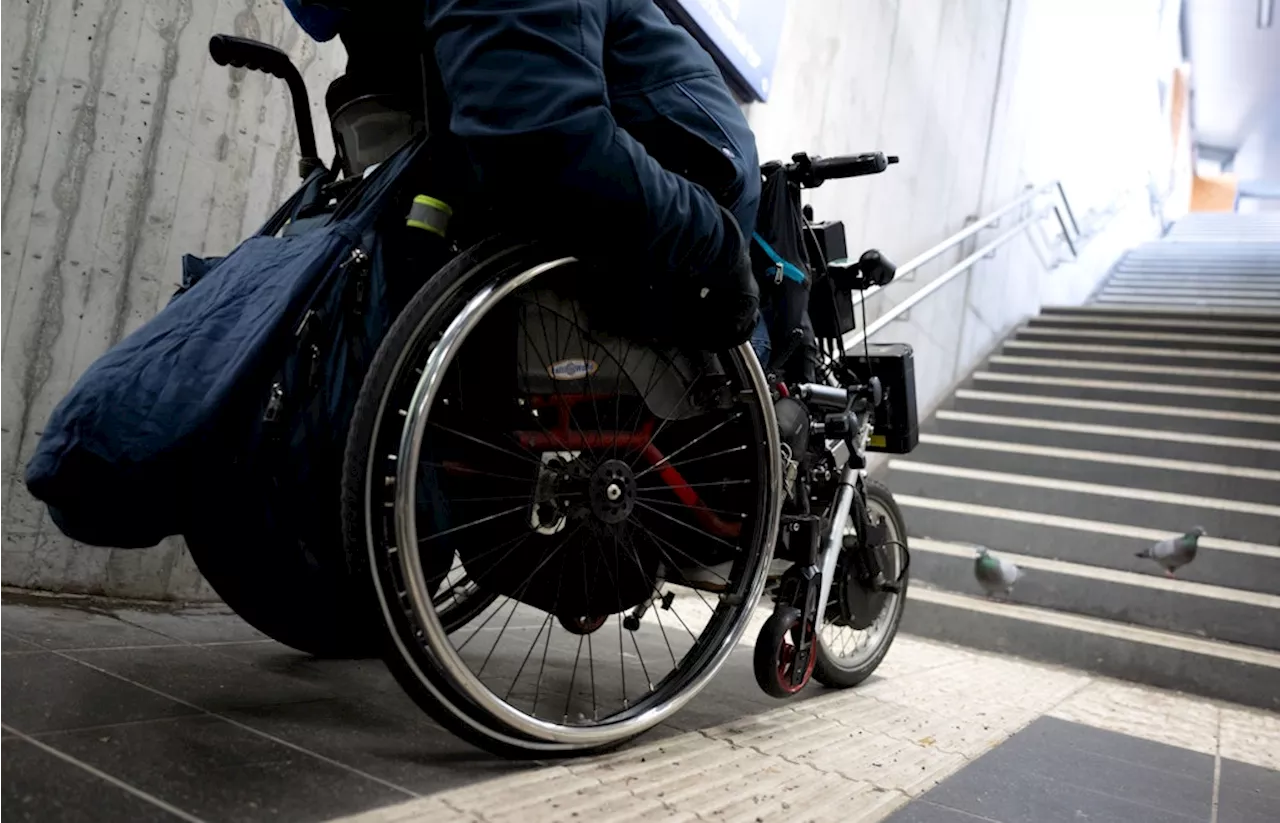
[185,532,377,658]
[812,478,909,688]
[753,607,814,699]
[342,239,564,757]
[341,239,508,636]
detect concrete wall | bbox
[2,0,346,598]
[1233,123,1280,212]
[1,0,1174,600]
[750,0,1173,424]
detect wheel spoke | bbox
[421,461,532,484]
[632,526,725,611]
[505,611,553,701]
[418,503,528,544]
[625,371,706,472]
[635,443,748,476]
[429,421,546,469]
[635,478,753,492]
[563,633,586,722]
[371,257,781,750]
[516,312,601,468]
[649,597,679,669]
[528,295,602,468]
[634,495,745,521]
[633,500,741,553]
[633,411,743,479]
[632,523,732,584]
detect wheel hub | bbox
[588,459,636,524]
[840,517,892,630]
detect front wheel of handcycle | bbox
[812,478,909,688]
[342,239,783,757]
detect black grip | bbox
[209,35,295,80]
[208,34,321,178]
[810,152,899,183]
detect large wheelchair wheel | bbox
[343,240,782,756]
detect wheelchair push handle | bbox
[208,34,324,179]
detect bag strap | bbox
[326,134,432,228]
[753,233,807,284]
[255,166,335,238]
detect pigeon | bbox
[974,546,1020,596]
[1136,526,1204,577]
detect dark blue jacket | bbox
[288,0,760,276]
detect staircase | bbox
[887,213,1280,710]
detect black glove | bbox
[576,207,760,352]
[677,205,760,351]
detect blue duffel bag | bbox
[26,136,435,654]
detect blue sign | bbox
[661,0,786,102]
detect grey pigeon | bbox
[974,547,1020,596]
[1136,526,1204,577]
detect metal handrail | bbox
[838,180,1082,350]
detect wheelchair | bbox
[207,35,917,757]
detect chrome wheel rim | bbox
[387,259,782,747]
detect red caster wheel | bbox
[753,606,817,699]
[558,613,609,635]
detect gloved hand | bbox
[678,205,760,351]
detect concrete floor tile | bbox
[1046,679,1220,756]
[1,653,195,734]
[1,602,174,651]
[36,715,412,822]
[1218,707,1280,772]
[66,645,336,712]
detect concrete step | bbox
[881,459,1279,546]
[907,432,1280,505]
[1095,289,1280,302]
[907,540,1280,650]
[1106,274,1280,286]
[901,588,1280,712]
[1024,313,1280,338]
[949,390,1280,441]
[932,409,1280,471]
[999,338,1280,371]
[1094,294,1280,309]
[1011,326,1280,354]
[984,354,1280,393]
[966,370,1280,415]
[1040,304,1280,320]
[1114,263,1280,274]
[889,222,1280,708]
[1096,287,1280,302]
[896,499,1280,594]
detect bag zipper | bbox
[259,244,368,424]
[349,248,371,316]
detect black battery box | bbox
[806,220,856,338]
[839,343,919,454]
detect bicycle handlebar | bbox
[809,152,899,183]
[772,151,900,189]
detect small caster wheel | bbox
[558,613,608,635]
[623,614,641,632]
[753,607,815,699]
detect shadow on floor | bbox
[1,592,830,822]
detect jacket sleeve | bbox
[425,0,737,275]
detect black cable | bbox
[879,539,911,586]
[859,283,872,365]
